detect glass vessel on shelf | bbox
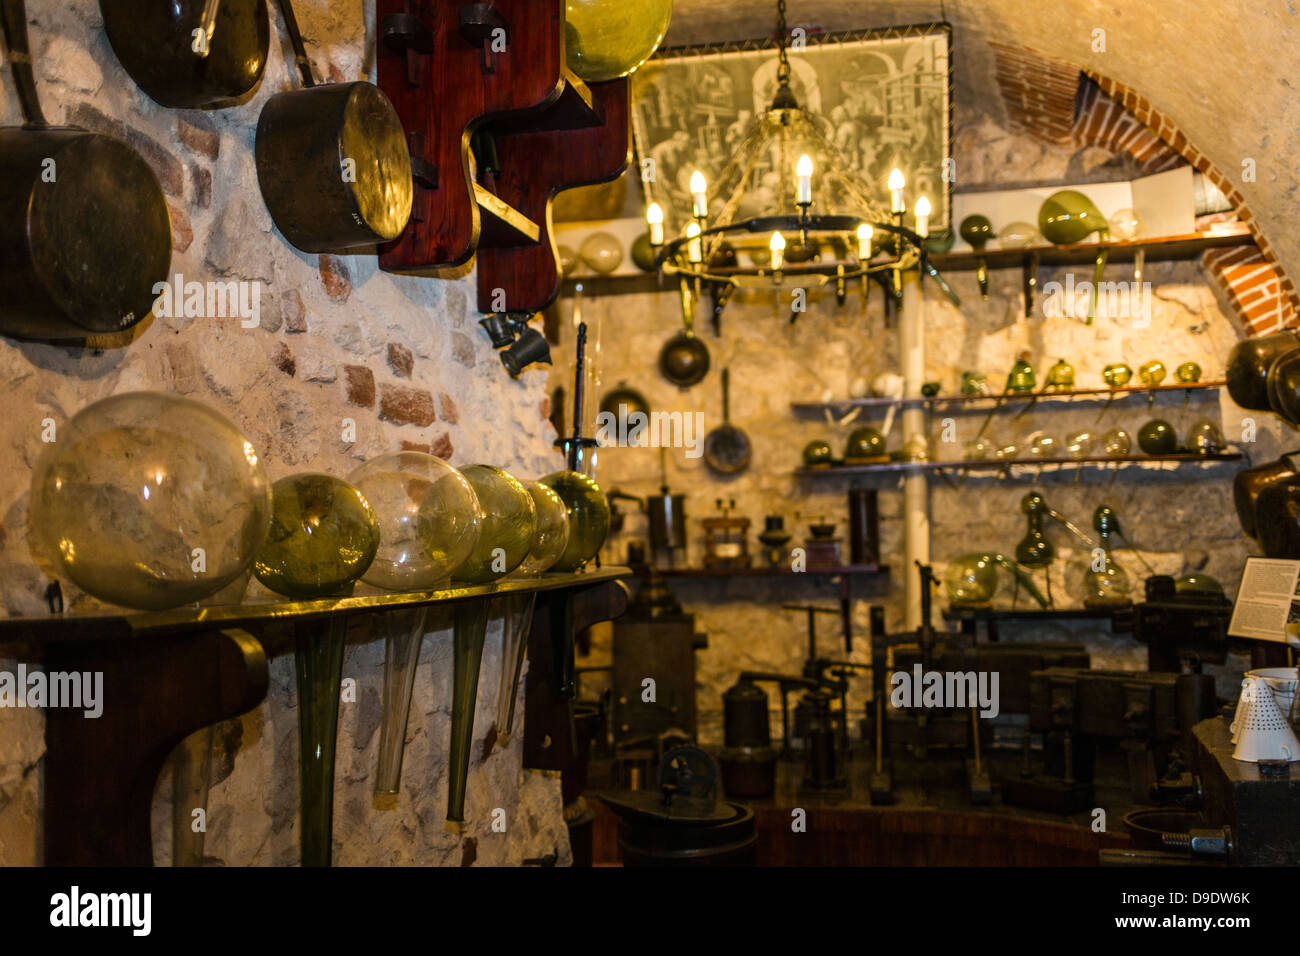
[564,0,673,82]
[541,470,611,572]
[1044,358,1075,390]
[451,466,537,584]
[253,473,380,598]
[1081,505,1132,607]
[516,481,570,577]
[1137,418,1178,455]
[1101,428,1132,457]
[1107,208,1144,241]
[1138,360,1167,386]
[944,552,1049,608]
[1186,419,1225,455]
[1005,354,1036,394]
[1065,430,1094,459]
[1175,361,1203,383]
[29,391,272,610]
[348,451,482,590]
[1102,363,1133,387]
[996,221,1041,249]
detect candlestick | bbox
[690,170,708,219]
[769,231,785,272]
[914,196,931,239]
[857,223,873,260]
[796,154,812,205]
[686,222,702,263]
[646,202,664,246]
[888,168,905,214]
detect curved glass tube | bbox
[374,606,430,796]
[447,599,491,829]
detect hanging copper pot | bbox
[659,281,710,388]
[1234,455,1300,539]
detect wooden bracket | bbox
[43,628,268,866]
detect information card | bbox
[1228,557,1300,643]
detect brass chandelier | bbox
[645,0,958,309]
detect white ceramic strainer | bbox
[1233,676,1300,763]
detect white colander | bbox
[1233,676,1300,763]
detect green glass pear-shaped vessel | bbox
[1138,419,1178,455]
[1175,361,1203,383]
[944,552,1050,608]
[1015,492,1055,570]
[450,466,537,584]
[28,391,272,610]
[803,440,833,468]
[1082,506,1132,606]
[844,427,887,464]
[541,470,611,572]
[1038,190,1109,245]
[1044,358,1075,390]
[253,474,379,598]
[1103,363,1134,387]
[1006,356,1036,394]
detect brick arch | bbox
[988,42,1297,337]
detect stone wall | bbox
[568,106,1280,745]
[0,1,567,865]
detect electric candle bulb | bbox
[796,154,813,205]
[888,168,905,214]
[769,231,785,271]
[646,202,664,246]
[914,196,931,238]
[857,223,873,260]
[686,222,702,263]
[690,170,708,218]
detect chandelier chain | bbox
[775,0,790,87]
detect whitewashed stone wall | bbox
[0,1,567,865]
[569,110,1277,744]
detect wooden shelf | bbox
[635,564,889,579]
[557,229,1256,298]
[795,453,1243,477]
[489,68,603,134]
[791,380,1226,414]
[0,566,630,644]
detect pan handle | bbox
[678,279,695,337]
[722,368,730,422]
[273,0,318,88]
[0,0,48,128]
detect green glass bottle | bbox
[1082,505,1132,607]
[450,465,537,584]
[1015,492,1055,570]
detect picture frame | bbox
[630,22,954,234]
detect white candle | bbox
[690,170,708,219]
[857,223,873,260]
[769,231,785,271]
[796,154,813,205]
[686,222,702,263]
[888,168,905,214]
[646,202,664,246]
[914,196,931,238]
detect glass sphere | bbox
[1038,190,1108,244]
[452,465,537,584]
[29,392,272,610]
[565,0,672,82]
[631,232,657,272]
[1138,419,1178,455]
[964,437,993,460]
[1029,434,1060,458]
[348,452,481,590]
[802,440,833,467]
[945,553,998,605]
[253,473,379,599]
[579,231,624,274]
[958,214,994,250]
[1101,427,1132,457]
[1176,361,1203,383]
[1065,430,1094,459]
[1187,419,1225,455]
[1108,208,1144,241]
[516,481,571,577]
[996,221,1042,249]
[1102,363,1134,387]
[1138,360,1167,386]
[1082,554,1132,606]
[541,470,611,572]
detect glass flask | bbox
[1138,360,1167,386]
[1102,363,1134,387]
[541,470,611,572]
[29,391,272,610]
[347,451,482,591]
[252,473,379,599]
[516,480,571,577]
[1186,419,1225,455]
[944,552,1049,608]
[996,221,1042,249]
[1081,505,1132,606]
[1044,358,1075,390]
[450,465,537,584]
[1137,419,1178,455]
[565,0,673,82]
[1065,430,1094,459]
[578,231,624,275]
[1101,427,1132,457]
[1015,492,1055,570]
[1175,361,1203,384]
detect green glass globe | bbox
[451,465,537,584]
[565,0,672,82]
[29,392,272,610]
[1038,190,1109,245]
[541,470,611,572]
[1137,419,1178,455]
[844,427,886,464]
[631,232,657,272]
[802,440,833,468]
[348,452,481,590]
[253,474,379,599]
[958,215,994,250]
[945,553,998,605]
[517,480,570,577]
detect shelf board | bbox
[556,228,1255,297]
[474,182,541,247]
[0,567,631,644]
[943,605,1134,624]
[791,380,1227,414]
[795,452,1243,477]
[635,564,889,579]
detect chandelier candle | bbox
[857,223,873,260]
[796,154,813,205]
[646,202,664,246]
[770,232,786,272]
[690,170,708,218]
[686,222,702,263]
[889,167,906,214]
[915,196,931,238]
